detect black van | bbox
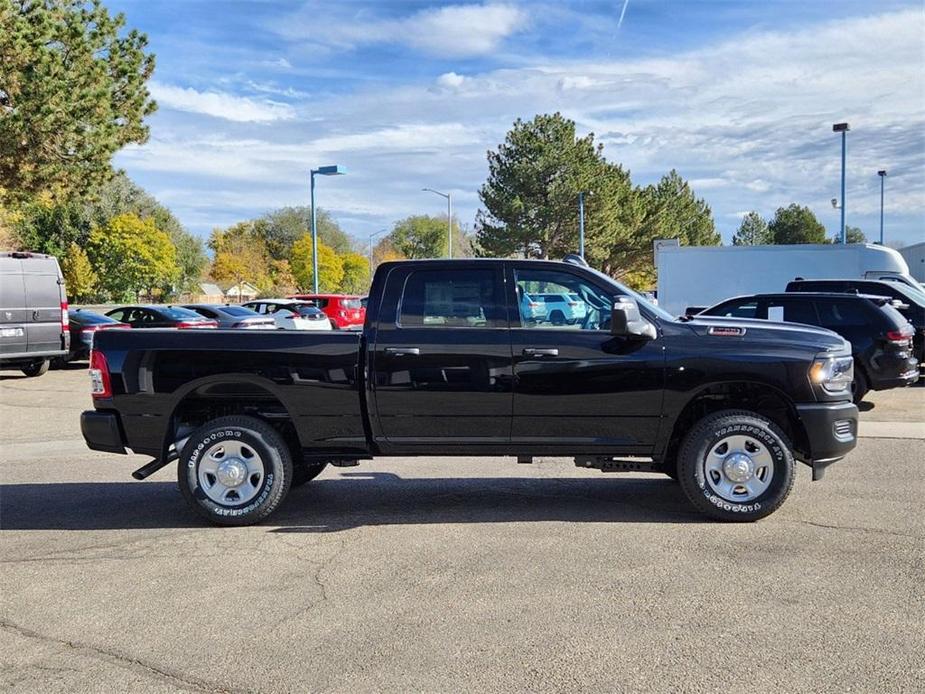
[786,278,925,365]
[0,252,70,377]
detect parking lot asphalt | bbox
[1,366,923,694]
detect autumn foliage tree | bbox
[290,234,344,292]
[88,213,177,300]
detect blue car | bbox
[520,291,548,323]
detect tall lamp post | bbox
[877,170,887,245]
[578,191,591,258]
[423,188,452,258]
[833,123,850,244]
[369,228,388,270]
[310,165,347,293]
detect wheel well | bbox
[662,382,810,471]
[166,383,300,461]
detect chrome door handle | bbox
[522,348,558,357]
[385,347,421,356]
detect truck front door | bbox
[370,264,513,448]
[507,263,665,453]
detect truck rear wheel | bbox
[677,410,795,522]
[178,415,292,526]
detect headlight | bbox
[809,355,854,394]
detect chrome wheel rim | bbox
[198,440,264,505]
[703,434,774,502]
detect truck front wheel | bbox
[178,415,292,526]
[677,410,795,522]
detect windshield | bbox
[72,310,118,325]
[220,306,260,316]
[161,306,205,320]
[584,266,677,322]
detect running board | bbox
[574,456,658,473]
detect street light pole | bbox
[423,188,452,258]
[833,123,850,244]
[310,165,347,293]
[578,191,586,258]
[369,228,387,270]
[878,170,887,245]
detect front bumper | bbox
[81,410,127,454]
[795,401,859,480]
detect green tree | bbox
[290,234,344,292]
[640,170,719,247]
[836,225,867,244]
[339,252,370,294]
[257,207,352,260]
[89,213,177,300]
[390,215,457,258]
[10,197,91,256]
[732,211,772,246]
[60,242,98,302]
[0,0,157,200]
[476,113,633,260]
[768,204,827,244]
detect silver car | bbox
[183,304,276,329]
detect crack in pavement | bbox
[784,518,921,540]
[0,620,255,694]
[266,538,348,631]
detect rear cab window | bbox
[398,268,505,328]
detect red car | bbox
[288,294,365,329]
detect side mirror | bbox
[611,295,657,340]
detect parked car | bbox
[64,309,130,362]
[518,289,548,323]
[241,299,333,330]
[0,251,69,377]
[105,305,218,329]
[786,278,925,365]
[83,258,860,526]
[288,293,365,329]
[537,292,587,324]
[697,292,918,402]
[182,304,275,329]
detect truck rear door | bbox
[369,263,513,447]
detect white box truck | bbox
[655,242,915,318]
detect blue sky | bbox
[109,0,925,249]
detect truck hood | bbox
[682,316,850,354]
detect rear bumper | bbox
[795,401,859,479]
[81,410,127,454]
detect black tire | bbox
[550,310,565,326]
[852,369,869,404]
[178,415,293,526]
[677,410,795,522]
[21,359,50,377]
[291,461,328,488]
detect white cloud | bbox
[150,82,296,123]
[437,72,469,89]
[275,3,527,58]
[129,8,925,244]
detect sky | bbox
[108,0,925,249]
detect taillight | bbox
[886,329,912,344]
[89,350,112,399]
[176,320,217,329]
[61,301,68,330]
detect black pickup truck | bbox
[82,258,859,525]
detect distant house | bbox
[184,282,224,304]
[224,282,260,303]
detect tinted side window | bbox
[781,300,818,325]
[515,268,613,330]
[815,300,872,328]
[107,309,126,321]
[714,300,759,318]
[399,269,504,328]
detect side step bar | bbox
[574,456,658,473]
